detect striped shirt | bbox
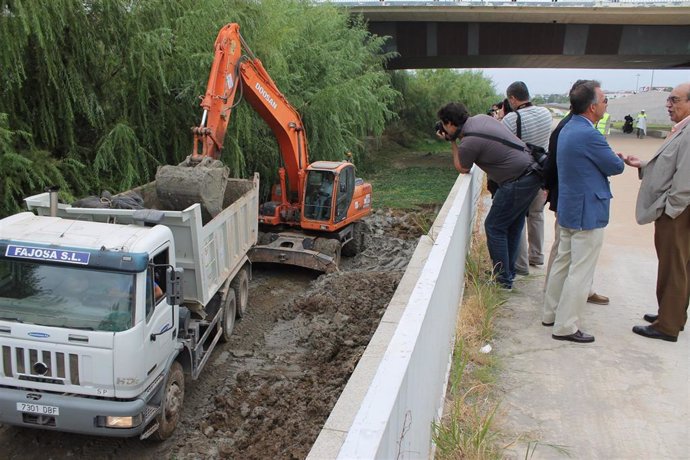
[502,105,553,150]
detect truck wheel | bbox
[219,289,236,343]
[231,266,249,319]
[342,221,365,257]
[152,361,184,441]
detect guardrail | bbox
[309,167,485,459]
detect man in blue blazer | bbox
[542,80,625,343]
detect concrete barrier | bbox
[308,167,485,459]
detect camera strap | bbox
[462,131,525,152]
[463,131,546,170]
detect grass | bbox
[364,136,458,210]
[431,196,571,460]
[369,167,459,210]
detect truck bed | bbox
[25,174,259,307]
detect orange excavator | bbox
[163,23,372,272]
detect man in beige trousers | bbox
[542,81,625,343]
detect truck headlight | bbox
[105,414,143,428]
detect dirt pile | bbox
[177,271,401,459]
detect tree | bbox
[0,0,397,216]
[386,69,499,145]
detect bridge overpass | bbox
[337,1,690,69]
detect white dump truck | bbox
[0,174,258,440]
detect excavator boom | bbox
[191,24,309,210]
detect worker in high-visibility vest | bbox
[595,112,611,136]
[636,110,647,139]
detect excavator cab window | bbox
[304,171,335,221]
[335,165,355,222]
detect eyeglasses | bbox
[667,96,689,104]
[602,97,608,104]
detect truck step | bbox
[138,404,160,440]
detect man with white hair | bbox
[623,82,690,342]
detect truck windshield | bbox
[0,259,134,332]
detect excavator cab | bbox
[303,170,335,221]
[302,162,357,225]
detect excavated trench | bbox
[0,208,431,460]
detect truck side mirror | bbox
[166,267,184,305]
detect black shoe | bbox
[542,321,554,327]
[643,313,657,323]
[643,314,684,331]
[552,330,595,343]
[632,325,678,342]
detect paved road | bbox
[496,132,688,459]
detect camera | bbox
[435,120,460,141]
[434,120,446,135]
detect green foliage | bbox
[370,166,458,210]
[386,69,499,145]
[93,123,158,191]
[0,113,84,215]
[362,140,457,210]
[0,0,397,216]
[532,93,569,105]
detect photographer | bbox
[437,102,542,289]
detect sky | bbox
[480,68,690,95]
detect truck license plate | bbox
[16,402,59,416]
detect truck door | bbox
[143,248,175,380]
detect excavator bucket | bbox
[155,156,229,222]
[248,232,341,273]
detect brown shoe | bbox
[587,293,609,305]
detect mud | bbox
[155,156,229,220]
[0,208,427,459]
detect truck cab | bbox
[0,212,181,437]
